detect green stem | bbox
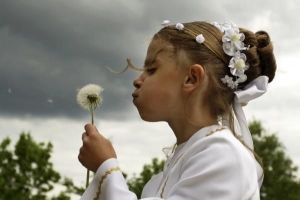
[86,103,95,188]
[91,104,94,125]
[86,169,90,188]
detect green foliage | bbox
[0,132,84,200]
[2,121,300,199]
[126,158,165,198]
[126,120,300,199]
[250,120,300,200]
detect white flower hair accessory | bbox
[221,75,238,89]
[161,20,206,44]
[175,23,184,30]
[213,21,250,89]
[161,20,170,27]
[196,34,205,44]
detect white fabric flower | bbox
[237,74,247,83]
[212,21,250,89]
[227,79,238,89]
[161,20,170,27]
[221,75,238,89]
[196,34,205,44]
[232,80,239,89]
[221,75,232,84]
[212,21,239,33]
[77,84,103,110]
[175,23,184,30]
[228,51,249,78]
[222,29,246,56]
[212,22,223,32]
[222,22,239,32]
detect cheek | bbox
[146,89,175,111]
[137,89,169,121]
[141,74,181,105]
[141,89,161,107]
[144,83,169,100]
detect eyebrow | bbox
[143,49,165,68]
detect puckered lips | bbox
[132,92,138,102]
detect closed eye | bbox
[146,67,156,74]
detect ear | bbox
[183,64,205,92]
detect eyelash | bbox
[146,67,156,74]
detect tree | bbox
[126,158,165,198]
[0,132,84,200]
[250,120,300,200]
[126,120,300,199]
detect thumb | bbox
[84,124,104,138]
[84,124,99,133]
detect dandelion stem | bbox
[91,104,94,125]
[86,170,90,188]
[85,103,95,188]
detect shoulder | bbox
[179,128,258,197]
[183,128,256,171]
[184,128,253,161]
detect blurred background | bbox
[1,0,299,199]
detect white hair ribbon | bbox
[233,75,269,187]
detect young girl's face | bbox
[132,39,186,122]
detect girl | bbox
[78,20,276,200]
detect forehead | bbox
[144,39,174,66]
[147,38,173,56]
[145,38,192,70]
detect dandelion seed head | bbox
[77,84,103,110]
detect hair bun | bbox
[255,31,277,83]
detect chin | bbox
[138,112,163,122]
[139,114,155,122]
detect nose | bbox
[133,76,142,89]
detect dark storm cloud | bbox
[0,0,218,120]
[0,0,151,120]
[0,0,298,119]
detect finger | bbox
[79,146,87,158]
[82,132,88,140]
[78,149,83,164]
[82,133,91,145]
[84,124,96,132]
[84,124,104,139]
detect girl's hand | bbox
[78,124,117,172]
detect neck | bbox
[168,113,218,145]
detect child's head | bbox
[133,21,276,131]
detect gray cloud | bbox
[0,0,299,120]
[0,0,148,120]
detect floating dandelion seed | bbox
[47,99,54,108]
[8,88,12,93]
[76,84,103,188]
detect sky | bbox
[1,0,300,198]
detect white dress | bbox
[80,125,261,200]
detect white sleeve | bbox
[81,135,258,200]
[80,158,163,200]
